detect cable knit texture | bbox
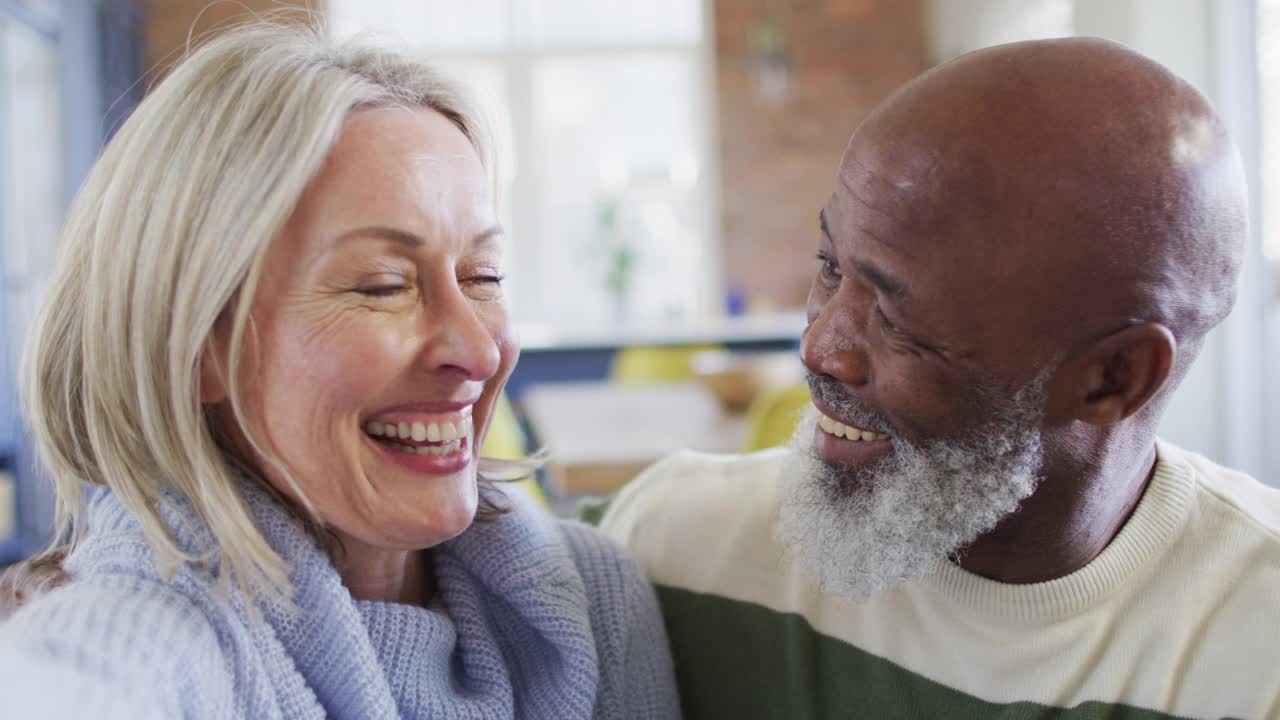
[0,478,680,719]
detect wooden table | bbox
[520,381,749,496]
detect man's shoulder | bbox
[600,447,789,535]
[598,448,792,592]
[1160,440,1280,543]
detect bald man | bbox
[597,38,1280,718]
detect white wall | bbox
[928,0,1074,63]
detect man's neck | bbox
[953,439,1158,584]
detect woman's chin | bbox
[370,489,480,550]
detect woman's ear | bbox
[1057,323,1177,426]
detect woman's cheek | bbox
[278,312,405,401]
[466,295,515,372]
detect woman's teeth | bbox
[364,416,473,457]
[387,439,463,456]
[818,413,890,442]
[364,417,473,443]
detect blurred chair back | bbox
[742,384,811,452]
[609,344,722,384]
[481,394,550,509]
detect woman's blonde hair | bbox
[22,20,530,602]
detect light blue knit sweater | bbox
[0,479,680,719]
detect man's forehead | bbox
[830,131,953,244]
[825,138,1027,341]
[839,128,945,189]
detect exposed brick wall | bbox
[715,0,930,307]
[142,0,313,78]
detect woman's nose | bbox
[416,287,502,381]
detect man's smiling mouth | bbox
[816,411,891,442]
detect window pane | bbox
[8,1,57,24]
[318,2,716,327]
[931,0,1073,62]
[13,0,57,12]
[512,0,703,48]
[329,0,511,51]
[528,54,708,326]
[0,19,61,447]
[1260,0,1280,261]
[427,58,513,181]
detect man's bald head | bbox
[832,37,1245,390]
[792,39,1249,595]
[788,36,1249,591]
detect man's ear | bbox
[1058,323,1177,426]
[199,340,229,405]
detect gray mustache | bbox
[804,371,893,435]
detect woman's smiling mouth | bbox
[362,408,475,472]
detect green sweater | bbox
[598,440,1280,719]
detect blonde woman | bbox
[0,22,679,719]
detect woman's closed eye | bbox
[464,272,505,286]
[458,257,507,300]
[355,273,412,297]
[461,271,505,301]
[357,284,408,297]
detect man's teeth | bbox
[363,416,473,443]
[818,413,890,442]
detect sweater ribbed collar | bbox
[919,440,1196,623]
[244,479,598,719]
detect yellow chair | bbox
[481,394,550,509]
[742,383,811,452]
[609,344,722,384]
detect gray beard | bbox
[774,370,1051,602]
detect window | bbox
[328,0,718,330]
[0,3,64,558]
[1259,0,1280,484]
[1261,0,1280,267]
[0,13,61,451]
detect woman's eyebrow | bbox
[332,226,423,248]
[330,224,504,250]
[470,225,503,248]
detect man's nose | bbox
[800,294,870,387]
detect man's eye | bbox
[816,253,841,287]
[467,274,506,285]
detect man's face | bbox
[780,133,1054,599]
[800,128,1059,479]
